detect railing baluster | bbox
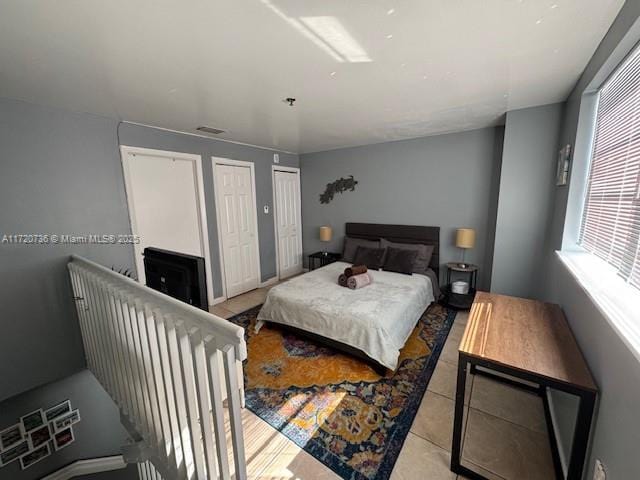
[115,289,145,432]
[101,280,128,413]
[165,319,197,480]
[84,272,114,393]
[121,294,151,441]
[106,283,134,419]
[155,313,187,478]
[78,268,108,386]
[135,303,164,451]
[128,299,157,445]
[222,345,247,480]
[176,323,207,479]
[191,332,219,480]
[146,309,177,464]
[88,272,119,398]
[205,343,231,480]
[94,274,125,408]
[68,268,96,373]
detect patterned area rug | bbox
[229,304,456,480]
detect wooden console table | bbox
[451,292,598,480]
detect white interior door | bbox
[121,147,213,305]
[274,169,303,279]
[214,163,260,298]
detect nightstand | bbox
[308,252,341,270]
[442,262,478,310]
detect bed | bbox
[257,223,440,371]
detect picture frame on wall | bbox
[44,400,71,423]
[556,144,572,186]
[53,428,75,451]
[20,410,45,433]
[0,424,23,451]
[51,410,80,433]
[19,443,50,470]
[28,425,51,449]
[0,441,28,467]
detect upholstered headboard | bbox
[344,223,440,277]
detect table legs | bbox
[451,353,488,480]
[450,354,596,480]
[451,354,466,471]
[567,390,597,480]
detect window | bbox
[579,45,640,291]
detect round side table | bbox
[442,262,478,310]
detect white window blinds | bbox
[579,46,640,291]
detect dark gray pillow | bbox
[342,236,380,263]
[353,246,386,270]
[380,239,434,275]
[383,247,418,275]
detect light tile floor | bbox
[211,283,554,480]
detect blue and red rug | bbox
[229,304,455,480]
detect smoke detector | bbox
[196,126,226,135]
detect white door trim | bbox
[120,145,215,307]
[272,165,303,280]
[212,157,262,299]
[42,456,126,480]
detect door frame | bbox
[212,157,262,299]
[120,145,215,307]
[271,165,304,280]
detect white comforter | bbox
[256,262,434,370]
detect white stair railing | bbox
[139,460,165,480]
[68,255,247,480]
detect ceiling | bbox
[0,0,624,154]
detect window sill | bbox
[556,250,640,363]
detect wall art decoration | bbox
[0,400,81,470]
[19,443,50,470]
[29,425,51,449]
[44,400,71,423]
[0,424,23,451]
[51,410,81,433]
[0,441,28,466]
[20,410,44,433]
[319,175,358,204]
[556,144,572,186]
[53,428,75,451]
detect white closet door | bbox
[274,170,303,279]
[124,152,204,284]
[215,164,259,297]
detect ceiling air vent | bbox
[196,126,226,135]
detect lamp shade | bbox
[455,228,475,249]
[319,226,333,242]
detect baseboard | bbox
[42,456,126,480]
[546,389,569,477]
[260,276,279,287]
[211,296,227,305]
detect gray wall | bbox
[490,103,563,299]
[118,123,299,295]
[544,258,640,480]
[0,370,137,480]
[0,98,134,401]
[540,2,640,479]
[299,127,503,289]
[0,97,297,401]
